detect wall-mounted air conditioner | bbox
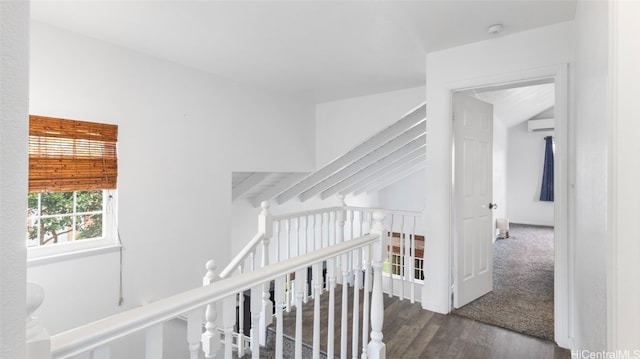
[527,118,555,132]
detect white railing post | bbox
[361,243,372,359]
[258,201,273,346]
[187,308,204,359]
[202,260,220,358]
[367,212,386,359]
[222,295,236,359]
[26,282,51,359]
[337,196,349,358]
[145,323,163,359]
[250,286,261,359]
[274,276,285,359]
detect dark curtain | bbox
[540,136,554,201]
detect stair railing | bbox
[344,206,424,303]
[28,213,388,359]
[217,197,424,358]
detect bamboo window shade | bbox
[29,115,118,193]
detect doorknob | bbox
[489,203,498,210]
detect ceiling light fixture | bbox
[487,24,503,35]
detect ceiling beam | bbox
[275,104,426,204]
[232,172,270,201]
[320,144,425,200]
[299,129,425,202]
[353,160,426,196]
[252,172,309,207]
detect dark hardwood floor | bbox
[270,284,570,359]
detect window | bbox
[27,190,108,247]
[27,115,118,252]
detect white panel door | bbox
[453,93,494,308]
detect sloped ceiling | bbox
[233,104,426,206]
[469,83,555,128]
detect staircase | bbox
[26,201,424,359]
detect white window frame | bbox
[27,189,120,265]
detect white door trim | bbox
[448,64,572,348]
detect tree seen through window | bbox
[27,190,104,246]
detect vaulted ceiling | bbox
[31,1,576,103]
[233,104,426,206]
[31,2,574,205]
[469,82,555,128]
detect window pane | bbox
[41,192,73,215]
[76,190,103,213]
[40,216,73,245]
[27,219,39,246]
[75,214,103,240]
[28,193,39,215]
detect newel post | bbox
[202,260,220,358]
[26,282,51,359]
[367,212,386,359]
[258,201,273,345]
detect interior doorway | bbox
[450,71,568,345]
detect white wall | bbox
[572,1,608,351]
[0,2,29,357]
[27,21,315,340]
[315,86,425,167]
[378,169,425,213]
[506,123,554,226]
[377,169,426,235]
[611,1,640,352]
[423,20,575,342]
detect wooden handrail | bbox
[50,233,380,358]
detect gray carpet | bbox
[452,223,555,341]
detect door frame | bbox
[448,64,572,348]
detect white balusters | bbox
[202,260,219,358]
[222,295,236,359]
[312,263,321,359]
[361,245,372,359]
[286,218,293,312]
[340,267,349,359]
[326,259,336,359]
[237,264,246,358]
[274,276,285,359]
[258,202,274,346]
[410,217,417,303]
[399,215,405,301]
[26,282,51,359]
[187,309,203,359]
[387,215,394,297]
[250,286,261,359]
[352,248,361,358]
[367,212,386,359]
[145,323,163,359]
[294,269,305,359]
